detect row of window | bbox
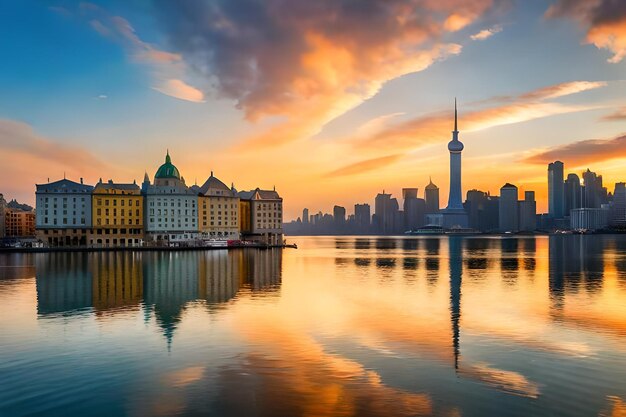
[95,199,141,207]
[96,208,140,216]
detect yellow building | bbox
[196,173,240,240]
[90,179,143,247]
[239,200,251,233]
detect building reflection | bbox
[36,253,93,315]
[500,238,519,286]
[0,253,36,280]
[35,249,283,347]
[549,235,606,313]
[449,237,462,370]
[92,252,143,314]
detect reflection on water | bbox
[1,237,626,417]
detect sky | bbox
[1,0,625,220]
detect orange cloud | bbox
[601,107,626,121]
[546,0,626,63]
[0,119,123,205]
[327,154,404,177]
[523,134,626,166]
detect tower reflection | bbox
[449,237,462,370]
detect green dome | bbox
[155,151,180,179]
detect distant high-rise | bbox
[465,190,487,231]
[302,208,309,224]
[402,188,425,231]
[374,191,399,234]
[499,183,519,232]
[425,178,439,214]
[519,191,537,232]
[333,205,346,229]
[354,203,371,232]
[564,173,581,216]
[548,161,564,218]
[610,183,626,228]
[583,169,602,208]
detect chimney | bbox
[80,177,83,184]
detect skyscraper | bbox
[374,192,399,234]
[583,169,601,208]
[519,191,537,232]
[440,99,469,228]
[610,183,626,228]
[402,188,425,231]
[499,183,519,232]
[564,173,581,216]
[354,203,371,233]
[333,205,346,230]
[548,161,564,218]
[302,208,309,224]
[425,178,439,214]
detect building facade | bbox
[143,152,198,245]
[548,161,564,219]
[571,208,609,231]
[0,194,6,239]
[5,208,36,238]
[519,191,537,232]
[238,188,283,245]
[425,178,440,215]
[35,178,93,246]
[91,180,143,247]
[499,183,519,232]
[197,173,239,240]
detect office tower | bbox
[354,203,371,233]
[440,99,469,228]
[333,205,346,231]
[402,188,425,231]
[519,191,537,232]
[548,161,564,218]
[465,189,489,231]
[425,178,440,214]
[374,191,399,234]
[583,169,602,208]
[499,183,519,232]
[302,208,309,224]
[564,173,581,216]
[610,183,626,228]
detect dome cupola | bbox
[155,150,181,180]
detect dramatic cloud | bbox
[76,3,204,102]
[326,154,404,177]
[324,80,606,176]
[601,107,626,121]
[0,119,113,203]
[523,134,626,166]
[546,0,626,63]
[470,25,502,40]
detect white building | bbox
[142,151,198,245]
[570,207,609,231]
[35,178,93,246]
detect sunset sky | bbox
[1,0,626,219]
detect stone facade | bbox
[90,180,143,247]
[238,188,283,245]
[196,173,240,240]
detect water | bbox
[1,235,625,417]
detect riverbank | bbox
[0,243,297,254]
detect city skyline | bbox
[1,1,626,220]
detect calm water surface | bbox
[1,236,625,417]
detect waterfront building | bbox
[440,100,469,228]
[499,183,519,232]
[425,178,439,214]
[354,203,371,233]
[35,178,93,247]
[548,161,564,218]
[333,205,346,231]
[5,208,36,238]
[238,188,283,245]
[197,172,239,240]
[374,191,399,234]
[519,191,537,232]
[610,183,626,228]
[403,188,425,231]
[571,207,609,231]
[564,173,582,216]
[302,208,309,224]
[0,193,6,239]
[142,152,199,245]
[91,179,143,247]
